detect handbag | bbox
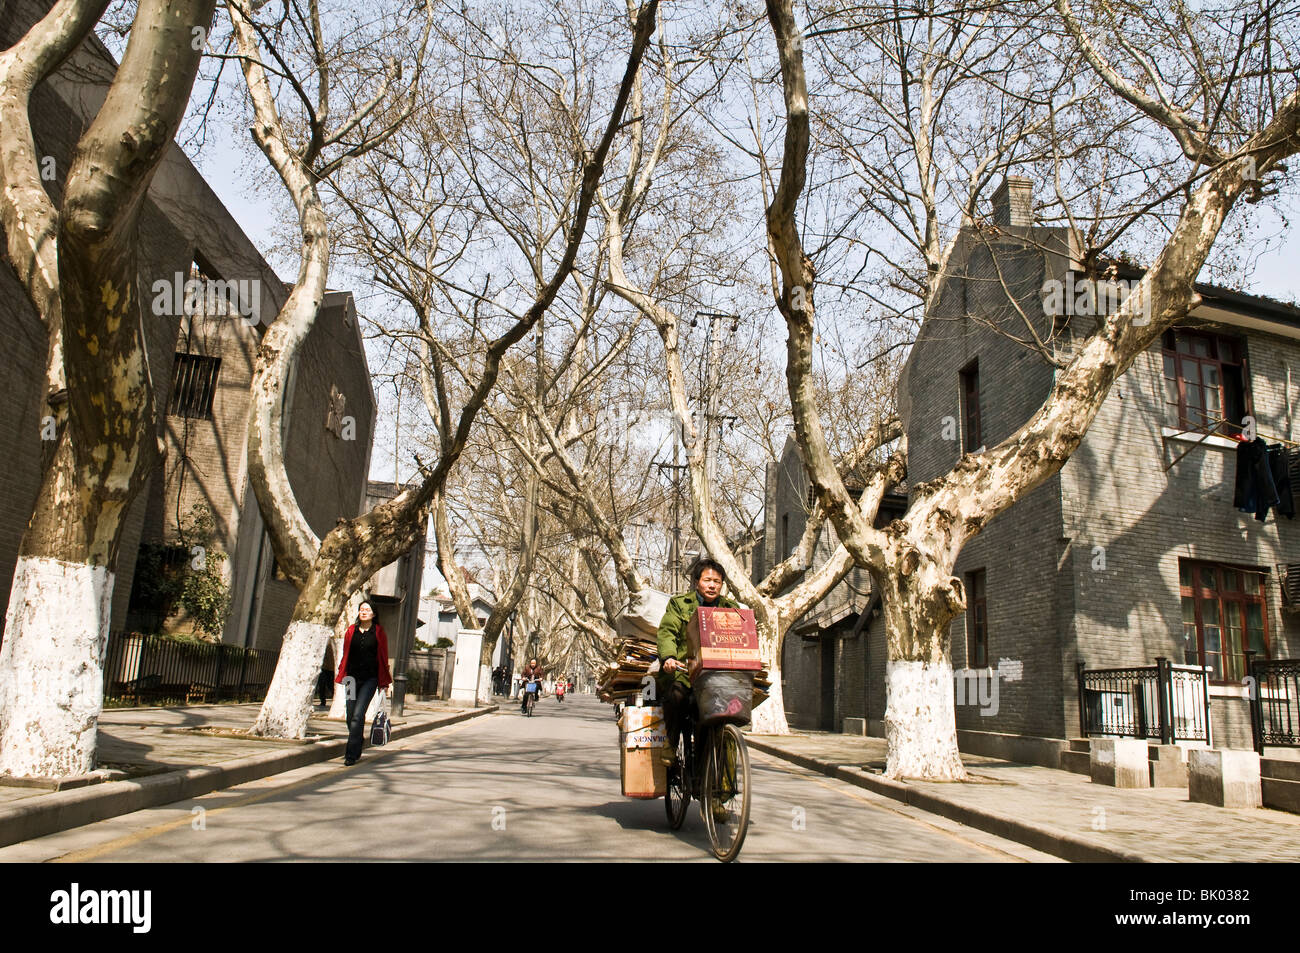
[370,691,390,746]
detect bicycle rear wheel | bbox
[664,731,689,829]
[702,724,750,862]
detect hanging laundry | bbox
[1234,437,1281,521]
[1270,444,1296,520]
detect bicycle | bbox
[664,699,751,863]
[523,680,539,716]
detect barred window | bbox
[967,569,988,668]
[960,359,981,452]
[1179,560,1271,683]
[169,353,221,419]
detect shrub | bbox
[406,668,425,695]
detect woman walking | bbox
[335,601,392,766]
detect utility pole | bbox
[694,310,739,516]
[655,446,687,586]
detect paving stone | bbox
[749,730,1300,862]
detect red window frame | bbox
[1178,559,1272,684]
[1161,328,1248,435]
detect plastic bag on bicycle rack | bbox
[695,670,754,727]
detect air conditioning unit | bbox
[1086,689,1136,736]
[1277,564,1300,612]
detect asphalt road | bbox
[0,694,1059,862]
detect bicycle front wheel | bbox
[702,723,751,862]
[664,732,689,830]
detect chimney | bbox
[991,176,1033,227]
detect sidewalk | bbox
[746,732,1300,862]
[0,700,496,848]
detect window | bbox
[1162,329,1248,435]
[780,514,789,559]
[960,360,982,452]
[1179,560,1271,683]
[168,353,221,419]
[966,569,987,668]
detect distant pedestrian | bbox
[317,643,335,708]
[335,601,392,766]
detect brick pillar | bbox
[992,176,1033,227]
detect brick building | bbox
[751,437,905,732]
[762,177,1300,762]
[1,0,377,653]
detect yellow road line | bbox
[751,750,1034,862]
[49,719,481,863]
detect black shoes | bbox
[343,758,358,766]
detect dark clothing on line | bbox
[1270,445,1296,519]
[1234,437,1281,521]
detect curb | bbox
[0,705,497,849]
[746,738,1150,863]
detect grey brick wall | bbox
[1059,320,1300,747]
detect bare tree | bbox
[594,10,908,732]
[764,0,1299,777]
[236,0,663,738]
[0,0,218,777]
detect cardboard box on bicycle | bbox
[618,705,667,799]
[685,607,761,671]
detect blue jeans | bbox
[344,677,380,762]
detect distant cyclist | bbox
[520,658,544,713]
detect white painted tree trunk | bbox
[748,669,789,735]
[884,659,967,781]
[252,620,333,739]
[326,628,348,720]
[747,620,790,735]
[0,557,113,778]
[476,663,492,706]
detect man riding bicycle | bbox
[656,557,738,769]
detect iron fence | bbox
[103,632,279,706]
[1077,657,1212,745]
[1247,653,1300,751]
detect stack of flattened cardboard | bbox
[597,635,658,703]
[752,670,771,707]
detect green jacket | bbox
[656,590,740,690]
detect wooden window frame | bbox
[1161,328,1249,435]
[1178,559,1272,685]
